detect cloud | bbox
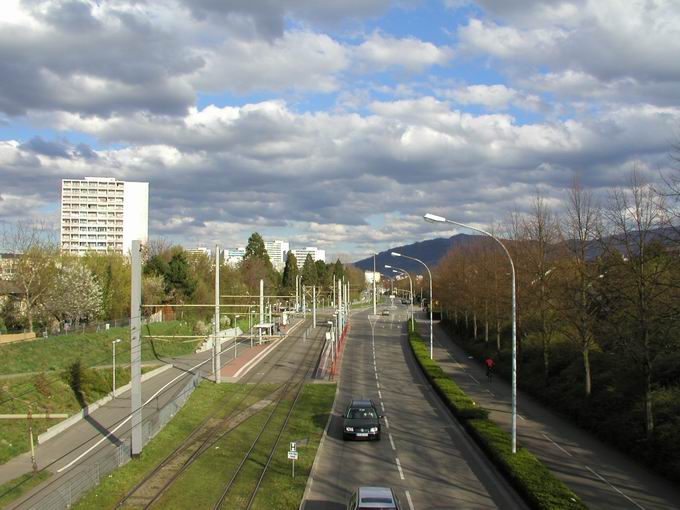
[191,31,349,94]
[19,136,71,158]
[456,1,680,105]
[3,98,679,251]
[446,84,545,111]
[354,32,453,73]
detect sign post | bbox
[288,442,298,477]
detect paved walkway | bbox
[418,315,680,510]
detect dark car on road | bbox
[347,487,402,510]
[343,399,382,440]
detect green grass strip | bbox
[0,470,51,508]
[408,328,586,510]
[72,382,277,509]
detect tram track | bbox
[212,326,322,509]
[115,316,328,509]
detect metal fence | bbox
[24,373,201,510]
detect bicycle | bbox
[486,364,494,383]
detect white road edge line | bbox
[467,373,480,384]
[384,416,389,428]
[395,458,405,480]
[405,490,415,510]
[585,465,646,510]
[389,433,396,450]
[57,356,211,473]
[541,433,572,457]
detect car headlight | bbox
[345,426,354,432]
[370,427,378,433]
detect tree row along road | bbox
[303,305,526,509]
[426,317,680,510]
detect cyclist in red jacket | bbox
[485,357,495,382]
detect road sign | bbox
[287,450,298,460]
[290,441,296,452]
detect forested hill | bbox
[353,234,485,273]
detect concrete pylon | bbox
[130,240,142,457]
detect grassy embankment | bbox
[0,365,154,464]
[71,382,335,510]
[0,321,200,376]
[408,328,586,510]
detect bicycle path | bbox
[421,317,680,510]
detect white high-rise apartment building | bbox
[225,247,245,267]
[292,247,326,268]
[60,177,149,255]
[264,240,289,271]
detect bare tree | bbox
[560,180,601,397]
[523,194,561,384]
[601,172,674,439]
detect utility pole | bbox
[302,285,306,315]
[130,239,142,457]
[295,275,299,312]
[312,285,317,327]
[214,244,221,383]
[259,279,264,344]
[373,253,377,315]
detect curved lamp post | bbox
[385,265,414,331]
[391,252,433,360]
[424,212,518,454]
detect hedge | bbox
[408,328,587,510]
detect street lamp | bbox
[112,338,122,397]
[391,252,433,360]
[424,212,518,454]
[385,265,414,331]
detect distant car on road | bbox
[343,399,382,440]
[381,309,390,316]
[347,487,402,510]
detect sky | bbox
[1,0,680,261]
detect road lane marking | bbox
[389,433,396,450]
[384,416,389,428]
[376,382,380,389]
[405,490,415,510]
[378,390,383,399]
[467,373,480,383]
[585,466,645,509]
[57,357,210,473]
[542,433,572,457]
[380,402,385,412]
[395,458,405,480]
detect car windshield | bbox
[347,407,377,419]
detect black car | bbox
[343,399,382,440]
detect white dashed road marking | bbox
[389,433,396,450]
[585,466,645,509]
[542,433,572,457]
[395,458,405,480]
[405,490,415,510]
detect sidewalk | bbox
[422,319,680,510]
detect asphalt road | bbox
[302,305,527,510]
[427,316,680,510]
[6,316,325,509]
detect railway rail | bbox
[115,316,328,509]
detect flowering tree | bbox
[44,260,103,326]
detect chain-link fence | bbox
[22,373,201,510]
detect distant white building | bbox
[0,253,19,280]
[187,247,211,257]
[264,239,289,271]
[364,271,381,284]
[292,247,326,269]
[60,177,148,255]
[225,247,245,266]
